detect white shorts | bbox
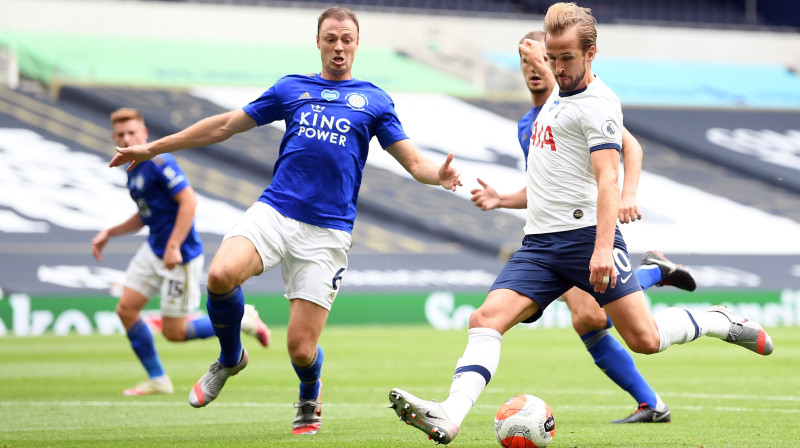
[125,243,205,318]
[224,202,352,310]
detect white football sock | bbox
[655,394,667,413]
[440,327,502,426]
[703,309,734,339]
[653,307,708,352]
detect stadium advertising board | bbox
[2,289,799,336]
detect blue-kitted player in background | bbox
[108,7,462,435]
[93,108,270,396]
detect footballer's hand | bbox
[589,248,616,294]
[91,230,109,263]
[519,39,546,66]
[618,192,642,224]
[471,178,500,211]
[110,144,155,172]
[162,246,183,271]
[439,152,462,191]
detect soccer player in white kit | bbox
[389,3,773,444]
[470,30,701,423]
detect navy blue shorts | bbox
[490,226,642,323]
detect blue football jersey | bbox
[127,154,203,262]
[243,73,409,233]
[517,104,544,169]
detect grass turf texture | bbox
[1,325,798,447]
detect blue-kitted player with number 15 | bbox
[93,108,269,397]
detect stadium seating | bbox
[148,0,797,28]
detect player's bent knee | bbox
[206,264,240,293]
[574,310,608,332]
[468,307,491,328]
[116,303,138,322]
[162,327,185,342]
[625,335,660,354]
[287,341,316,366]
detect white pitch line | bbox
[256,386,800,403]
[1,400,797,414]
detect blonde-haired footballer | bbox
[389,3,773,444]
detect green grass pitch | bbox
[2,325,798,447]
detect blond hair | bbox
[110,108,144,126]
[543,2,597,53]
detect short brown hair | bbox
[317,6,359,34]
[519,30,545,45]
[543,2,597,53]
[110,108,144,126]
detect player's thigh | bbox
[603,290,659,353]
[213,202,287,289]
[471,289,541,334]
[123,244,161,302]
[552,228,642,304]
[562,287,608,334]
[208,236,265,290]
[489,239,569,326]
[282,221,351,311]
[158,254,204,318]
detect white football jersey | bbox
[524,75,623,235]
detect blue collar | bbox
[559,85,588,97]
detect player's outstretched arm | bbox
[471,178,527,210]
[618,126,642,224]
[386,139,462,191]
[109,109,257,171]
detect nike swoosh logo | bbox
[653,412,670,422]
[620,273,633,284]
[425,411,444,420]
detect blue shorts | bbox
[490,226,642,323]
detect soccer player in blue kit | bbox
[390,3,773,444]
[470,30,697,423]
[109,7,462,435]
[93,108,270,396]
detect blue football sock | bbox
[582,329,657,408]
[206,286,245,367]
[636,265,663,290]
[127,318,165,379]
[184,316,215,340]
[292,345,324,400]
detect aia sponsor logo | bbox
[531,121,556,151]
